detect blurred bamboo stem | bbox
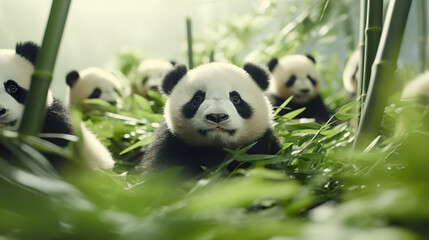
[186,17,194,69]
[353,0,412,150]
[19,0,71,135]
[354,0,367,131]
[362,0,383,96]
[417,0,427,72]
[209,49,215,62]
[357,0,367,99]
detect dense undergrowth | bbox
[1,81,428,239]
[1,0,429,239]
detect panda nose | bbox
[206,114,229,123]
[149,86,159,91]
[108,100,117,105]
[300,89,310,94]
[0,108,7,117]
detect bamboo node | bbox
[32,70,53,81]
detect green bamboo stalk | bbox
[19,0,71,135]
[186,17,194,69]
[209,49,215,62]
[362,0,383,96]
[357,0,367,100]
[353,0,367,131]
[417,0,427,72]
[354,0,412,150]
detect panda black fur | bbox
[267,54,330,123]
[0,42,114,170]
[66,67,123,107]
[140,62,280,176]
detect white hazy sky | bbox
[0,0,426,101]
[0,0,258,101]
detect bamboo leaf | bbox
[319,0,331,22]
[119,135,154,155]
[278,108,307,120]
[132,94,152,111]
[273,96,294,117]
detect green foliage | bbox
[192,0,357,67]
[73,93,165,173]
[2,91,429,238]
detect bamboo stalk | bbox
[353,0,413,150]
[417,0,427,72]
[357,0,367,100]
[209,49,215,63]
[353,0,367,131]
[19,0,71,135]
[362,0,383,96]
[186,17,194,69]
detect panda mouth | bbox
[294,93,308,98]
[0,119,18,127]
[198,127,236,136]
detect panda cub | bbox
[395,72,429,135]
[0,42,114,170]
[342,50,359,98]
[401,72,429,103]
[66,67,123,107]
[267,54,330,123]
[135,59,175,97]
[141,62,281,176]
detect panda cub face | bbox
[66,67,122,107]
[0,42,52,131]
[268,54,321,104]
[163,62,272,148]
[136,59,174,96]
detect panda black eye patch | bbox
[4,80,27,104]
[142,76,149,84]
[89,88,102,99]
[308,75,317,86]
[182,90,205,119]
[230,91,253,119]
[286,75,296,87]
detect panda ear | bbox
[162,64,187,95]
[66,71,80,87]
[306,54,316,64]
[267,58,278,72]
[15,41,39,66]
[243,63,269,91]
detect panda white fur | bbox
[402,71,429,102]
[135,59,175,97]
[140,62,280,176]
[66,67,123,107]
[342,50,359,97]
[395,72,429,135]
[0,42,114,170]
[267,54,330,123]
